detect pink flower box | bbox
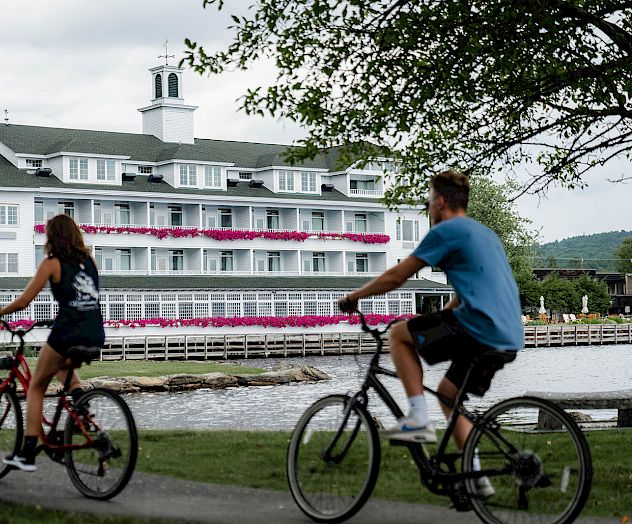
[34,224,389,244]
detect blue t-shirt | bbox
[412,216,524,350]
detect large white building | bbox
[0,63,450,326]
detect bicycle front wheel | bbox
[463,396,592,524]
[0,389,23,479]
[287,394,380,523]
[64,388,138,500]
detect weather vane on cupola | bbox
[158,38,175,66]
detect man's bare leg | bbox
[389,321,423,397]
[437,377,472,449]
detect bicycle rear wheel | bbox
[64,388,138,500]
[0,389,22,479]
[463,396,592,524]
[287,394,380,523]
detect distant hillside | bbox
[536,230,632,271]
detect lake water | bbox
[124,344,632,430]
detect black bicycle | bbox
[287,311,592,523]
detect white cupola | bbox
[138,64,198,144]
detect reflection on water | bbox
[123,344,632,430]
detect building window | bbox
[204,166,222,188]
[279,170,295,191]
[95,248,102,269]
[398,219,419,242]
[355,213,367,233]
[93,202,101,224]
[301,171,317,192]
[115,204,130,225]
[34,201,43,223]
[0,205,19,226]
[219,208,232,228]
[69,158,88,181]
[96,159,116,181]
[35,246,44,266]
[169,206,183,227]
[266,209,280,230]
[238,172,252,180]
[0,254,19,274]
[179,165,197,186]
[267,251,281,272]
[168,73,179,97]
[171,250,184,271]
[139,166,153,175]
[26,159,42,168]
[350,179,376,190]
[116,249,131,271]
[356,253,368,273]
[313,252,326,272]
[221,251,234,272]
[58,202,75,220]
[154,73,162,98]
[311,211,325,232]
[150,248,156,271]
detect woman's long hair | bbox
[44,214,92,265]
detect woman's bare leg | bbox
[25,344,64,437]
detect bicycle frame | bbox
[0,320,98,457]
[331,312,516,492]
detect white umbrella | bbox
[539,296,546,315]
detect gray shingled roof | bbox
[0,124,387,202]
[0,123,337,169]
[0,154,380,203]
[0,275,451,291]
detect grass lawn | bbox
[134,428,632,520]
[25,359,264,379]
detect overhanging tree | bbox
[614,237,632,273]
[184,1,632,206]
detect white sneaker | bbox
[3,454,36,472]
[381,417,437,443]
[475,476,495,498]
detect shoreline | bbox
[36,365,330,397]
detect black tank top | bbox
[50,257,104,335]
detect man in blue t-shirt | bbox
[340,169,523,494]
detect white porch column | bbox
[440,295,444,309]
[249,248,254,275]
[89,199,94,225]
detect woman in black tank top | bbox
[0,214,104,471]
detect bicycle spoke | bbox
[463,397,592,524]
[65,389,137,499]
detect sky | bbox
[0,0,630,244]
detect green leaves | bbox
[183,0,632,202]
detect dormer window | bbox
[139,166,153,175]
[179,165,197,186]
[69,158,88,181]
[26,159,42,168]
[168,73,179,97]
[96,159,116,182]
[154,74,162,98]
[279,170,295,191]
[204,166,222,188]
[301,171,317,192]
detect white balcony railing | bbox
[349,189,383,197]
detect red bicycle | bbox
[0,319,137,500]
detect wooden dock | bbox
[524,323,632,348]
[6,323,631,361]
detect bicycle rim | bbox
[0,389,22,479]
[287,394,380,523]
[64,388,138,500]
[463,396,592,524]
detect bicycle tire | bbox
[462,396,592,524]
[64,388,138,500]
[0,389,23,479]
[287,394,380,523]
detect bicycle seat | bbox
[66,346,101,365]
